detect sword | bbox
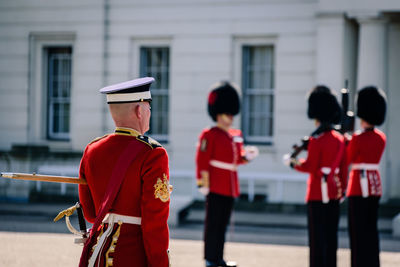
[1,172,89,243]
[1,172,87,184]
[54,202,89,244]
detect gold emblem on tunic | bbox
[200,139,208,151]
[154,173,170,202]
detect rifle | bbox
[0,172,86,184]
[286,80,355,163]
[289,123,331,159]
[338,79,355,134]
[1,172,88,243]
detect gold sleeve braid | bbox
[198,171,209,187]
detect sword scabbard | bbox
[76,202,88,237]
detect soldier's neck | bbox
[216,123,230,132]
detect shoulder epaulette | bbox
[136,135,162,149]
[203,127,215,136]
[88,134,109,145]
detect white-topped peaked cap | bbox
[100,77,154,104]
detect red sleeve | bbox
[346,134,358,165]
[339,141,348,195]
[294,138,320,174]
[195,130,213,180]
[237,131,248,165]
[78,147,96,223]
[140,147,170,267]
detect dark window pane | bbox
[140,47,169,140]
[47,47,72,140]
[241,45,274,143]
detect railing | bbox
[37,165,79,195]
[34,166,308,203]
[170,169,307,203]
[239,172,307,202]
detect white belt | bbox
[320,167,339,204]
[103,213,142,225]
[320,167,339,175]
[351,163,379,171]
[88,213,141,267]
[210,160,237,171]
[351,163,379,198]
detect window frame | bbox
[233,36,277,145]
[28,33,75,146]
[139,46,170,142]
[130,38,172,143]
[46,47,73,141]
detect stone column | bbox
[315,12,346,90]
[356,15,388,89]
[315,12,358,102]
[355,13,389,200]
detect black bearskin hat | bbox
[357,86,386,126]
[207,81,240,121]
[307,85,342,124]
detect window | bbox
[46,47,72,140]
[140,47,169,142]
[241,45,274,144]
[28,33,75,145]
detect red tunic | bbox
[79,128,170,267]
[195,127,247,197]
[346,128,386,197]
[294,130,347,202]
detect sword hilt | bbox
[76,202,87,237]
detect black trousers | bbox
[204,193,234,262]
[307,200,340,267]
[348,196,380,267]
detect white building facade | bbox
[0,0,399,203]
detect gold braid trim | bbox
[334,174,342,199]
[105,221,123,267]
[91,227,104,253]
[53,204,77,222]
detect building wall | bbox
[386,21,400,199]
[0,0,105,151]
[99,0,318,203]
[1,0,399,203]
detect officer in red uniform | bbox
[196,81,258,267]
[78,77,170,267]
[346,86,387,267]
[286,85,347,267]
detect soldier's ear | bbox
[132,103,141,119]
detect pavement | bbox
[180,208,400,253]
[0,202,399,266]
[186,207,394,232]
[1,231,399,267]
[0,201,399,252]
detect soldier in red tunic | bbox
[346,86,387,267]
[78,77,170,267]
[286,85,347,267]
[196,81,258,267]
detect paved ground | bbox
[0,202,399,266]
[1,232,400,267]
